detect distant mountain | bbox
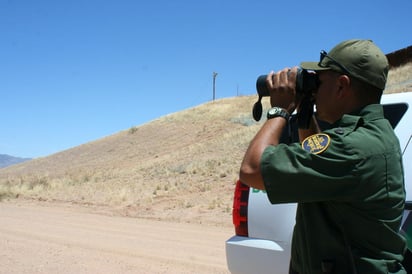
[0,154,31,168]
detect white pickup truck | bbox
[225,91,412,273]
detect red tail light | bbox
[232,180,249,236]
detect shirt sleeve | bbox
[261,142,361,204]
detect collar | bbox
[337,104,384,130]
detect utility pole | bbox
[212,72,218,101]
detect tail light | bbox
[232,180,250,236]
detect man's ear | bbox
[336,75,351,98]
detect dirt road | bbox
[0,201,231,273]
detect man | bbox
[240,39,407,273]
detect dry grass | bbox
[386,63,412,93]
[0,96,270,226]
[0,62,411,226]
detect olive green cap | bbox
[300,39,389,89]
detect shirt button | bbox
[334,128,344,134]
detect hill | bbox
[0,154,31,169]
[0,96,270,226]
[0,61,411,226]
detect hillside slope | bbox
[0,96,269,226]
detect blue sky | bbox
[1,0,411,158]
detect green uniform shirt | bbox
[261,104,407,273]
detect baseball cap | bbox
[300,39,389,90]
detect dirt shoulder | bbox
[0,200,231,274]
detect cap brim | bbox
[300,61,330,71]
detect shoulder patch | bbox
[301,133,331,154]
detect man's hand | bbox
[266,67,299,114]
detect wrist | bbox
[267,107,290,120]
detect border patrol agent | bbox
[239,39,407,273]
